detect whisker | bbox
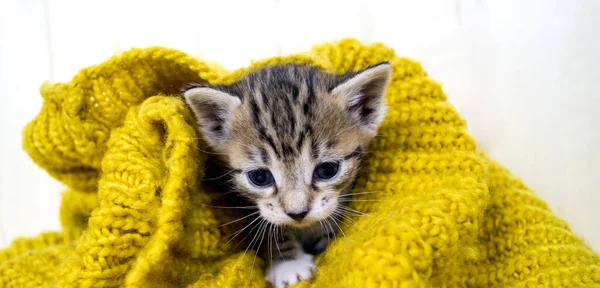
[201,168,239,181]
[338,209,368,217]
[268,223,273,265]
[220,190,239,195]
[326,219,337,242]
[274,225,284,260]
[239,219,265,287]
[339,199,380,203]
[219,215,262,251]
[319,219,330,245]
[218,211,260,227]
[332,190,387,199]
[241,219,265,260]
[216,179,241,192]
[190,202,257,209]
[332,210,355,224]
[232,216,264,247]
[338,206,372,217]
[226,217,260,242]
[250,220,269,282]
[330,214,346,239]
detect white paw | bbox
[266,253,316,288]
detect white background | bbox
[1,0,598,251]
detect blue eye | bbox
[248,169,274,187]
[314,162,339,180]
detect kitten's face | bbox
[185,63,391,228]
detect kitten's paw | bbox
[266,253,316,288]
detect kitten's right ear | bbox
[183,85,241,147]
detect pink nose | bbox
[286,210,308,221]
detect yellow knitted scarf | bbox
[1,39,599,288]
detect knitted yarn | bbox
[1,39,599,287]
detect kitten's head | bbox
[184,63,391,227]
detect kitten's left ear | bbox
[332,62,392,134]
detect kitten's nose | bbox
[286,210,308,221]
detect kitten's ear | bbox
[183,85,241,147]
[332,62,392,134]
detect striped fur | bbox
[185,62,391,287]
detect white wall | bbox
[1,0,598,251]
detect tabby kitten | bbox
[184,62,391,288]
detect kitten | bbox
[184,62,391,288]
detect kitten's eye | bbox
[248,169,274,187]
[314,162,340,180]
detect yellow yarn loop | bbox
[1,39,599,287]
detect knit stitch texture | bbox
[1,39,599,287]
